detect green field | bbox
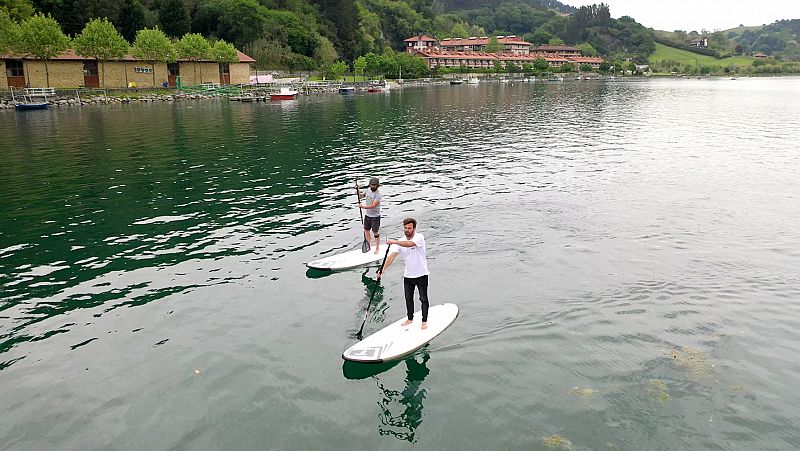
[649,42,754,68]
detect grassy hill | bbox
[649,42,754,71]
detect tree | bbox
[210,39,238,64]
[560,62,575,73]
[132,27,175,86]
[599,61,610,73]
[157,0,189,38]
[17,13,70,87]
[548,37,565,46]
[353,55,367,80]
[533,57,549,74]
[117,0,150,43]
[1,0,34,21]
[579,63,592,73]
[329,60,347,80]
[527,29,552,46]
[484,36,503,53]
[74,18,129,88]
[177,33,211,83]
[492,60,502,74]
[0,10,20,54]
[314,35,338,69]
[575,43,597,56]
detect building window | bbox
[168,63,180,76]
[218,63,230,75]
[6,59,23,77]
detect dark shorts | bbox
[363,215,380,234]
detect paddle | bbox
[355,180,370,253]
[356,244,393,340]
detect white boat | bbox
[270,87,299,100]
[467,77,479,84]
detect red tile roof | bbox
[404,35,437,42]
[439,36,531,46]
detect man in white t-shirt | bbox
[356,177,383,254]
[377,218,430,329]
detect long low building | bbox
[413,49,604,70]
[2,50,255,89]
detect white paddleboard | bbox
[343,303,459,363]
[306,248,384,271]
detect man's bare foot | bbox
[401,319,413,326]
[421,322,428,330]
[374,248,379,254]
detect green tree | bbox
[548,37,565,46]
[177,33,212,83]
[132,27,175,86]
[492,60,502,74]
[484,36,503,53]
[329,60,348,80]
[1,0,34,21]
[505,61,518,74]
[17,13,70,87]
[157,0,189,38]
[527,29,552,46]
[533,57,549,74]
[210,39,238,64]
[74,18,129,88]
[560,62,575,73]
[579,63,593,73]
[0,10,20,54]
[575,42,597,56]
[449,22,469,38]
[117,0,151,43]
[521,62,533,75]
[314,35,338,69]
[354,55,367,80]
[598,61,610,73]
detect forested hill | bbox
[6,0,654,70]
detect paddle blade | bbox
[361,239,370,253]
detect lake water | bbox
[2,78,800,450]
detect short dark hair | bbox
[403,218,417,228]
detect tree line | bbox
[1,11,239,87]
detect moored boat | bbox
[270,87,299,100]
[449,79,464,85]
[339,86,356,94]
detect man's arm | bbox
[387,239,416,248]
[360,199,380,209]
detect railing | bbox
[24,87,56,97]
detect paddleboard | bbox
[343,303,459,363]
[306,248,384,271]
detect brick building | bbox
[2,50,255,89]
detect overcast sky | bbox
[560,1,800,32]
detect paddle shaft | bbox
[356,181,370,252]
[356,244,393,340]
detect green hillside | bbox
[649,42,754,72]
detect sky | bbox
[560,0,800,32]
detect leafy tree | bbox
[533,57,549,73]
[314,35,338,68]
[598,61,610,73]
[353,55,367,79]
[314,0,359,62]
[1,0,34,21]
[548,37,565,46]
[505,61,518,74]
[177,33,212,83]
[575,42,597,56]
[521,62,533,74]
[132,27,175,86]
[329,60,348,80]
[74,18,129,87]
[117,0,151,43]
[17,13,70,87]
[194,0,269,50]
[579,63,592,73]
[157,0,190,38]
[0,10,20,54]
[559,62,575,73]
[449,22,469,38]
[484,36,503,53]
[492,60,502,74]
[210,39,238,64]
[526,29,552,46]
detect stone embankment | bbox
[0,92,222,109]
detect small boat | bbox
[339,86,356,94]
[270,87,298,100]
[11,86,52,110]
[449,79,464,85]
[467,77,479,84]
[367,81,390,92]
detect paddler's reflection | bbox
[375,351,431,442]
[361,271,388,325]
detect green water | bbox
[2,79,800,450]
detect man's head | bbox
[403,217,417,238]
[369,178,379,191]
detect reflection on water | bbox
[377,352,431,442]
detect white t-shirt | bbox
[389,232,429,278]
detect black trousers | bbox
[403,275,429,322]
